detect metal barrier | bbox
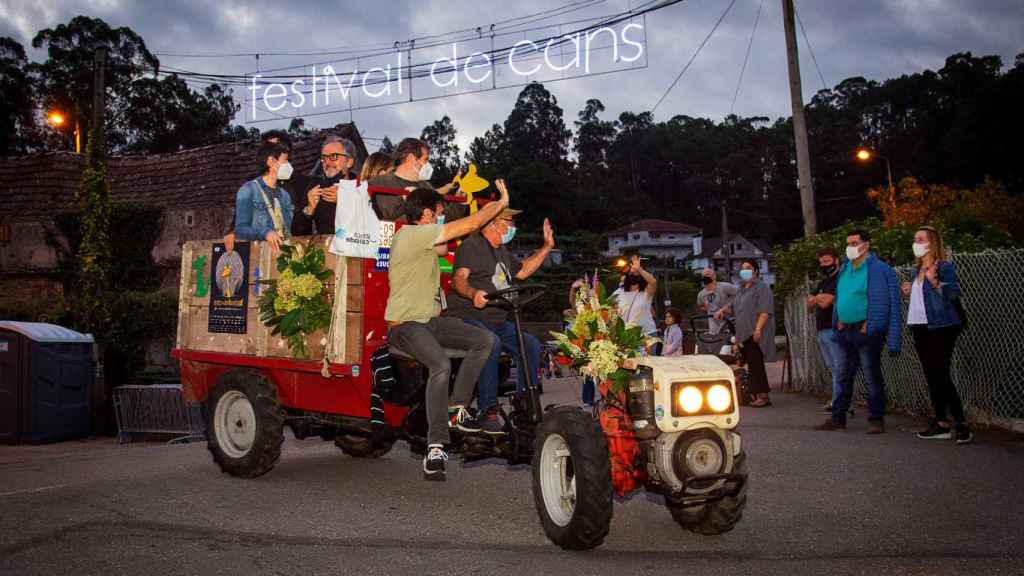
[113,384,206,444]
[784,249,1024,433]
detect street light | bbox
[854,148,894,206]
[47,109,81,154]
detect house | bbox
[604,219,703,268]
[0,123,369,310]
[688,234,775,285]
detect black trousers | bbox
[911,325,965,423]
[741,337,770,395]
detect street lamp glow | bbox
[856,149,871,161]
[47,112,66,126]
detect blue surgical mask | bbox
[435,214,446,225]
[739,269,754,281]
[501,225,517,244]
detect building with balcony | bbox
[604,219,703,269]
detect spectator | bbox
[814,229,902,434]
[721,259,775,407]
[807,247,850,415]
[299,137,357,235]
[662,307,685,357]
[369,138,459,221]
[613,255,658,337]
[903,226,971,444]
[444,208,554,432]
[359,151,393,181]
[233,141,293,253]
[385,182,509,481]
[696,268,738,354]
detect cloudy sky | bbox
[2,0,1022,153]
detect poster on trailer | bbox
[208,243,250,334]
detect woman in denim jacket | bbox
[234,141,294,252]
[901,226,971,444]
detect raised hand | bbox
[494,179,510,207]
[542,218,555,249]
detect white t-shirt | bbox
[907,278,928,325]
[614,289,658,335]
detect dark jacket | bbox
[833,252,903,352]
[917,260,962,329]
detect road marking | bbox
[0,483,72,497]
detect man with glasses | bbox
[300,136,358,235]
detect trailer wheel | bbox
[531,407,612,550]
[334,434,395,458]
[667,452,748,535]
[207,369,284,478]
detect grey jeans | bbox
[387,317,497,445]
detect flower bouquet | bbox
[258,241,333,359]
[549,282,658,394]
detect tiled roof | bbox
[0,124,367,223]
[607,219,702,236]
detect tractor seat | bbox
[388,346,468,362]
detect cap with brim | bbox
[498,208,523,220]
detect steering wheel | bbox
[485,283,547,310]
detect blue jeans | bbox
[464,319,542,411]
[831,327,886,425]
[582,377,596,405]
[816,329,842,404]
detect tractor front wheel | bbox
[666,452,748,535]
[531,407,613,550]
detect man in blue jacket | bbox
[814,229,902,434]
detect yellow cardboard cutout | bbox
[452,164,490,214]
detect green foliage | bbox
[74,123,112,335]
[103,291,178,386]
[772,217,1013,297]
[0,36,37,154]
[258,243,333,359]
[421,115,461,186]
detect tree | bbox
[0,37,38,154]
[378,136,395,155]
[122,74,239,153]
[420,115,461,186]
[573,99,615,172]
[288,117,312,139]
[29,16,159,152]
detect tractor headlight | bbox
[671,380,735,417]
[677,386,703,414]
[707,384,732,412]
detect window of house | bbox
[632,234,641,240]
[185,210,195,227]
[650,232,662,240]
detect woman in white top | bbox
[662,307,685,356]
[613,255,658,336]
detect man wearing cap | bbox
[385,181,510,482]
[445,209,555,432]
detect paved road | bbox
[1,376,1022,576]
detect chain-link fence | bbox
[784,249,1024,432]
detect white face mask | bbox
[912,242,930,258]
[276,161,294,181]
[846,244,864,261]
[418,161,434,182]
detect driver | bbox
[385,182,509,482]
[444,209,555,433]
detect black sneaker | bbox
[449,406,483,433]
[955,424,973,445]
[821,402,833,414]
[479,407,506,435]
[423,444,448,481]
[916,423,952,440]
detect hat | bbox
[497,208,522,220]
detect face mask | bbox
[418,161,434,181]
[276,161,293,181]
[701,276,713,286]
[912,242,930,258]
[739,269,754,281]
[821,264,836,275]
[435,213,445,225]
[846,245,863,261]
[501,225,517,244]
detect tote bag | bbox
[328,179,380,259]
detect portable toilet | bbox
[0,321,95,444]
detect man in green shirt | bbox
[386,181,510,481]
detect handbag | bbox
[328,179,380,259]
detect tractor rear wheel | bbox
[531,407,612,550]
[207,369,284,478]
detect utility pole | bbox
[782,0,816,236]
[92,48,107,133]
[721,201,731,281]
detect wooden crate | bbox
[177,236,366,364]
